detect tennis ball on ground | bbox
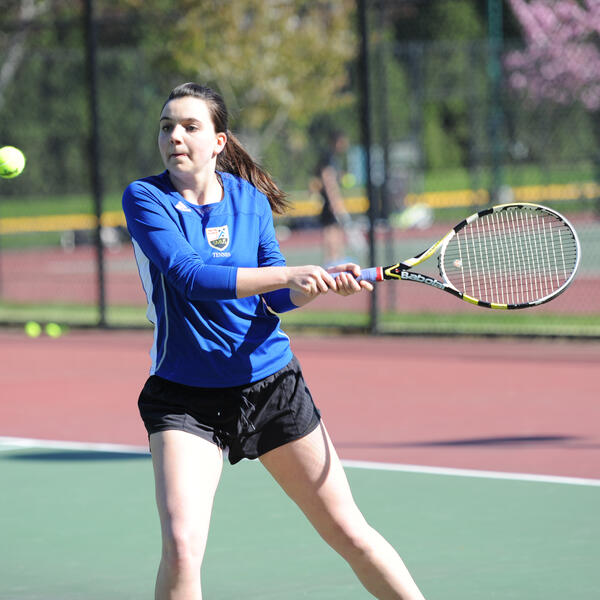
[25,321,42,338]
[45,322,64,338]
[0,146,26,179]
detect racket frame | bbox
[360,203,581,310]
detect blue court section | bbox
[1,444,599,599]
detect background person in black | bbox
[313,130,353,266]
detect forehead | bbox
[160,96,212,122]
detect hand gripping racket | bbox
[335,203,580,309]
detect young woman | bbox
[122,82,427,600]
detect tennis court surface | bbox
[1,330,599,599]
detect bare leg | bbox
[322,223,346,265]
[259,423,426,600]
[150,430,223,600]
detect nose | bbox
[169,123,184,144]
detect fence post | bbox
[487,0,504,203]
[357,0,378,333]
[83,0,107,327]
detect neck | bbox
[169,170,223,206]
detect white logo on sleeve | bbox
[206,225,230,254]
[174,200,192,213]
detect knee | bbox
[324,516,376,562]
[161,528,205,575]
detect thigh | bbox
[259,422,367,544]
[150,430,223,554]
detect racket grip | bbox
[329,267,380,282]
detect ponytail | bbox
[218,131,289,215]
[164,82,289,214]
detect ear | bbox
[214,132,227,155]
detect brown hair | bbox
[164,83,289,214]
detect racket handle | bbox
[329,267,381,282]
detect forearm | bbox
[236,264,336,301]
[236,266,290,298]
[289,289,318,308]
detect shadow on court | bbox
[337,434,586,448]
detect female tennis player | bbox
[122,82,427,600]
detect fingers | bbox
[289,264,374,298]
[326,262,360,277]
[312,270,335,295]
[328,264,374,295]
[288,266,337,297]
[333,272,371,295]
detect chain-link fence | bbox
[0,5,598,337]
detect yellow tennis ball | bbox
[341,173,356,189]
[0,146,26,179]
[45,322,63,338]
[25,321,42,338]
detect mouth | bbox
[169,151,188,159]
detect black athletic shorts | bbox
[137,356,321,464]
[320,200,338,227]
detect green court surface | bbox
[1,444,599,599]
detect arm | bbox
[237,264,337,302]
[123,182,237,300]
[238,263,373,311]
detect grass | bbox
[0,301,150,328]
[379,312,600,337]
[0,192,124,218]
[281,310,600,338]
[2,301,598,338]
[423,162,597,192]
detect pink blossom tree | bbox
[505,0,600,110]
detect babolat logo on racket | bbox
[400,271,444,289]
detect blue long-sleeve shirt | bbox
[122,170,296,387]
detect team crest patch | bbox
[206,225,230,251]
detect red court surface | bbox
[1,329,599,480]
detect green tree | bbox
[124,1,356,148]
[0,0,55,111]
[392,0,487,170]
[394,0,485,41]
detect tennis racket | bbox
[333,203,580,309]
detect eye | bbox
[161,124,172,133]
[186,124,198,132]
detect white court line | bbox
[342,459,600,488]
[1,436,599,488]
[0,436,149,455]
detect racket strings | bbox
[443,207,578,305]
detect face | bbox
[158,96,227,176]
[333,134,349,154]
